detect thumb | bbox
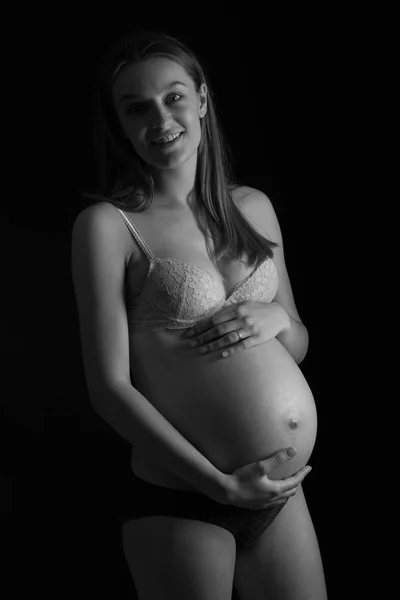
[259,448,296,474]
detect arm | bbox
[92,380,227,499]
[238,189,309,364]
[275,303,309,364]
[71,202,227,501]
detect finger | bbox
[259,448,297,473]
[220,325,257,357]
[192,319,234,348]
[185,317,210,338]
[294,466,312,481]
[258,498,289,510]
[184,324,198,338]
[209,309,237,333]
[236,303,249,318]
[189,327,217,347]
[213,310,236,327]
[275,486,299,502]
[196,330,227,353]
[221,343,245,358]
[268,498,290,507]
[198,321,245,354]
[220,330,251,358]
[261,487,299,509]
[279,466,312,493]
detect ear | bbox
[199,83,208,116]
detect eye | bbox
[126,93,183,115]
[167,93,183,104]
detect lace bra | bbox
[115,207,279,332]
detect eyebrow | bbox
[118,80,188,104]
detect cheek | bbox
[184,113,202,142]
[120,118,138,137]
[119,129,147,161]
[122,123,145,149]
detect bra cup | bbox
[126,257,279,332]
[112,206,279,332]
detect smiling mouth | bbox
[151,132,184,146]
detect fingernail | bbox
[287,448,296,457]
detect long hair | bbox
[81,28,278,273]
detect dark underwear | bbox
[118,469,288,552]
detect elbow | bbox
[88,377,131,410]
[296,328,309,364]
[88,386,107,413]
[296,347,308,365]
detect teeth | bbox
[155,132,181,144]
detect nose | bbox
[149,104,173,130]
[150,104,171,125]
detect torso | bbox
[124,187,256,301]
[113,186,317,491]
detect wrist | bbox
[220,473,240,504]
[189,469,229,503]
[208,471,236,504]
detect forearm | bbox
[91,380,228,500]
[275,303,309,364]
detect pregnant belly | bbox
[130,335,318,491]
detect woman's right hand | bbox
[219,448,312,510]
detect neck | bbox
[148,150,197,208]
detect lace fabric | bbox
[114,207,279,332]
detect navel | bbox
[288,417,299,430]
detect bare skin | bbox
[109,188,317,492]
[106,56,327,598]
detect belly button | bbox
[289,418,299,430]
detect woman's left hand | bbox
[183,301,290,358]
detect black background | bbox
[2,4,340,598]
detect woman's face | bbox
[112,57,207,170]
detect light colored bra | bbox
[115,207,279,332]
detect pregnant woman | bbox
[72,29,328,599]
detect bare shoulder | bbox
[231,186,281,241]
[72,201,132,266]
[72,200,120,230]
[232,185,274,211]
[230,185,257,205]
